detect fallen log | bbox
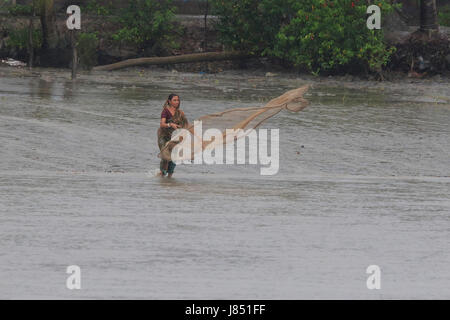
[93,51,253,71]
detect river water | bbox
[0,66,449,299]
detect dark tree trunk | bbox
[39,0,58,50]
[27,11,34,69]
[203,0,209,52]
[93,51,252,71]
[420,0,439,34]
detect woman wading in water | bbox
[157,94,188,177]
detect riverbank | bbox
[0,13,223,68]
[1,10,450,76]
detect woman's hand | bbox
[170,123,180,129]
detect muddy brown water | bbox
[0,66,449,298]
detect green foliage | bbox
[111,0,179,54]
[76,32,99,70]
[212,0,399,74]
[211,0,290,54]
[7,4,33,16]
[438,5,450,27]
[82,0,113,16]
[5,27,42,50]
[272,0,398,73]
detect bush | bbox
[7,4,33,16]
[273,1,398,74]
[438,5,450,27]
[212,0,398,74]
[111,0,180,54]
[76,32,99,70]
[82,0,113,16]
[6,27,42,50]
[211,0,290,54]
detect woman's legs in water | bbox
[167,161,176,178]
[158,132,170,176]
[157,130,177,178]
[159,159,169,176]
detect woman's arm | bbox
[160,117,170,129]
[160,117,179,129]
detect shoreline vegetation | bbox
[0,0,449,80]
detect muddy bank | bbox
[385,26,450,76]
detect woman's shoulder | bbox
[161,107,170,117]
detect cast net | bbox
[158,85,310,162]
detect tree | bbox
[28,0,37,68]
[112,0,178,55]
[420,0,439,35]
[38,0,58,50]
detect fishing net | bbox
[158,85,310,163]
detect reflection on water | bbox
[0,67,449,299]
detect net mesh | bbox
[158,85,310,162]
